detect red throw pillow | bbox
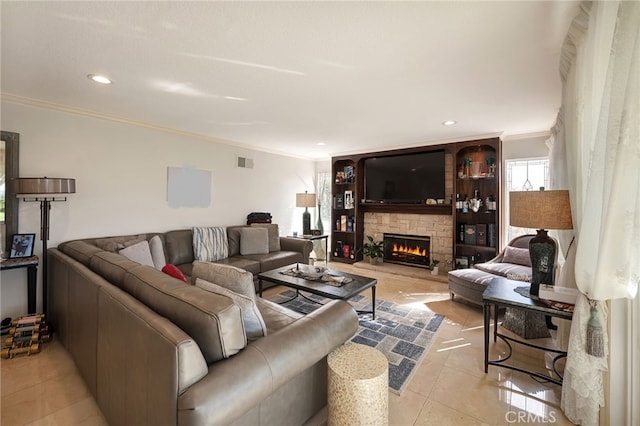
[162,264,188,283]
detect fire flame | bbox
[392,243,427,256]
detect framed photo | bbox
[455,255,470,269]
[9,234,36,258]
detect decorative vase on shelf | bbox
[316,204,324,234]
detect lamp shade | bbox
[510,190,573,230]
[15,177,76,195]
[296,191,316,208]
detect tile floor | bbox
[1,262,574,425]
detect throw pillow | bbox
[239,227,269,255]
[191,261,256,302]
[195,278,267,341]
[250,223,281,252]
[502,246,532,267]
[162,264,188,283]
[192,227,229,262]
[119,240,155,267]
[149,235,166,270]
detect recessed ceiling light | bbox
[317,142,326,146]
[442,120,457,126]
[87,74,113,85]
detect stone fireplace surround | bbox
[363,212,453,271]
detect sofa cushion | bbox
[502,246,532,267]
[58,240,104,266]
[195,278,267,341]
[191,261,256,301]
[256,298,303,334]
[149,235,166,270]
[123,266,246,363]
[94,235,147,253]
[250,223,281,252]
[89,251,141,289]
[474,262,532,281]
[193,226,229,262]
[243,251,303,272]
[226,226,245,257]
[162,264,188,283]
[164,229,194,265]
[213,257,261,275]
[119,240,155,267]
[240,227,269,255]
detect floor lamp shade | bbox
[15,177,76,195]
[296,191,316,235]
[509,190,573,297]
[15,177,76,315]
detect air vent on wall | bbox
[237,156,254,169]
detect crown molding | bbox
[1,92,317,161]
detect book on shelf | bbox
[539,284,579,305]
[344,166,354,183]
[340,215,347,232]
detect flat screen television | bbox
[364,150,446,204]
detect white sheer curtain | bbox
[550,2,640,425]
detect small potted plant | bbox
[362,235,384,265]
[429,259,440,275]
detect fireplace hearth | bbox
[383,233,430,268]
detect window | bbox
[504,158,549,242]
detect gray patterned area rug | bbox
[267,289,445,395]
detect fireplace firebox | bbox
[383,233,431,268]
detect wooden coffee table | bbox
[258,264,378,319]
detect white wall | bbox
[1,101,315,317]
[502,133,550,160]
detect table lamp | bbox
[509,189,573,297]
[296,191,316,235]
[15,177,76,315]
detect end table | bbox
[1,255,39,314]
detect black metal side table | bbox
[1,255,39,314]
[483,277,573,385]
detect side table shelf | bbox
[1,255,39,314]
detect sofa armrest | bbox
[177,300,358,425]
[279,237,313,260]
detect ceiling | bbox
[1,1,579,160]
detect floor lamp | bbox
[15,177,76,316]
[296,191,316,236]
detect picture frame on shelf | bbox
[9,233,35,259]
[344,190,354,209]
[455,255,470,269]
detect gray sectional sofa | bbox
[48,226,359,425]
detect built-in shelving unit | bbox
[330,137,501,265]
[452,138,501,268]
[331,158,361,263]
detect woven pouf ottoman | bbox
[327,343,388,426]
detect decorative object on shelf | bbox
[486,157,496,177]
[509,189,573,297]
[335,171,345,184]
[296,190,316,235]
[15,177,77,315]
[470,161,482,178]
[463,158,471,177]
[361,235,384,265]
